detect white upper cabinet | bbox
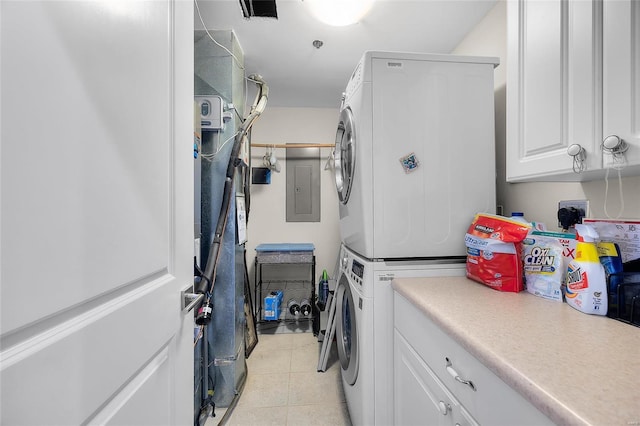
[507,0,601,181]
[603,0,640,169]
[507,0,640,182]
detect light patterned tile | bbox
[286,403,352,426]
[222,331,348,426]
[290,338,321,373]
[289,331,319,348]
[253,333,294,353]
[287,369,345,406]
[237,372,290,408]
[225,406,288,426]
[247,348,292,374]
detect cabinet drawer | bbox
[394,330,478,426]
[394,294,553,425]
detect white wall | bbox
[245,2,640,284]
[246,107,341,281]
[453,1,640,228]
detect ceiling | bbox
[194,0,497,109]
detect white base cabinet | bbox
[393,294,553,426]
[395,331,478,426]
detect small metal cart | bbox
[254,243,317,334]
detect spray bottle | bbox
[564,224,608,316]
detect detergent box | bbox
[264,290,283,321]
[465,213,531,292]
[522,231,577,301]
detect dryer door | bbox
[336,273,359,385]
[334,107,356,204]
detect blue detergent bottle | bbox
[318,269,329,311]
[597,241,623,314]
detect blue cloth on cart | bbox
[256,243,315,252]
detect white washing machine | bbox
[336,244,466,426]
[336,244,374,426]
[335,51,499,260]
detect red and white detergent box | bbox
[465,213,531,292]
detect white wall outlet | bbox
[557,199,589,228]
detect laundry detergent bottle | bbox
[564,224,608,315]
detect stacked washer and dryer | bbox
[333,51,499,425]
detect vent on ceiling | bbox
[239,0,278,18]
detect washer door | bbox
[336,273,359,385]
[334,107,356,204]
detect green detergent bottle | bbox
[318,269,329,311]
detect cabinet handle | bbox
[438,400,451,416]
[602,135,629,170]
[567,144,586,174]
[602,135,628,153]
[445,357,476,391]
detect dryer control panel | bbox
[351,260,364,280]
[341,246,365,287]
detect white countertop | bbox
[392,276,640,426]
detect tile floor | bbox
[211,331,352,426]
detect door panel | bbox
[1,1,194,424]
[506,0,602,180]
[2,281,175,424]
[603,0,640,167]
[1,0,171,334]
[96,347,171,426]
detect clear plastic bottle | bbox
[287,299,300,316]
[300,298,312,316]
[510,212,529,224]
[510,211,546,231]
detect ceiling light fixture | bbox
[305,0,375,27]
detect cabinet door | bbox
[394,293,555,426]
[394,330,478,426]
[603,0,640,167]
[507,0,602,181]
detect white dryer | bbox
[336,243,466,426]
[335,51,499,260]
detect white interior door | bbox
[1,1,194,424]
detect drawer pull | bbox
[438,401,451,416]
[445,357,476,391]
